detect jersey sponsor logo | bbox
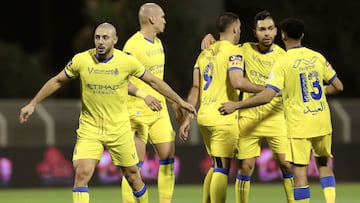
[87,84,120,95]
[87,67,119,75]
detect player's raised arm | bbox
[19,70,71,124]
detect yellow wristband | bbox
[135,89,148,99]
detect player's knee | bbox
[315,157,329,167]
[278,160,292,172]
[122,166,140,184]
[239,160,255,174]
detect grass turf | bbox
[0,182,359,203]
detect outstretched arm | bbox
[20,70,71,124]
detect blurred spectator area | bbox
[0,99,358,147]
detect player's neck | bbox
[219,33,236,45]
[284,40,301,51]
[140,28,157,41]
[257,43,274,53]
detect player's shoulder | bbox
[72,48,96,60]
[273,44,286,53]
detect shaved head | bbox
[94,22,118,60]
[138,3,162,25]
[95,22,117,37]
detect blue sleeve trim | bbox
[139,70,146,79]
[327,73,337,84]
[63,69,72,79]
[265,84,281,93]
[228,67,244,72]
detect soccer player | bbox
[19,22,196,203]
[218,17,343,203]
[120,3,182,203]
[180,12,263,203]
[201,11,294,203]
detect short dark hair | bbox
[280,18,305,40]
[253,10,273,28]
[217,12,239,33]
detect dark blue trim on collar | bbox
[144,37,154,44]
[95,54,114,63]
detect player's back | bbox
[269,47,337,138]
[195,40,240,126]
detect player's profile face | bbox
[153,8,166,33]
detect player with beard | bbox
[201,10,294,203]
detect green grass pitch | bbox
[0,183,359,203]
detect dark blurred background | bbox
[0,0,359,98]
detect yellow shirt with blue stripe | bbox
[124,31,167,118]
[240,42,286,122]
[195,40,241,126]
[266,46,337,138]
[64,48,146,135]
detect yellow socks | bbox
[133,184,148,203]
[158,158,175,203]
[210,168,229,203]
[202,166,214,203]
[72,187,89,203]
[283,172,295,203]
[235,174,250,203]
[320,176,336,203]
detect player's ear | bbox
[113,36,118,44]
[281,31,287,41]
[149,16,155,25]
